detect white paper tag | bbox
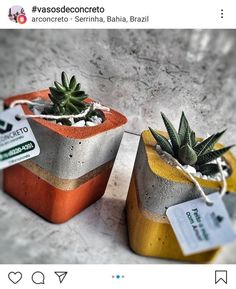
[0,106,40,170]
[166,192,236,255]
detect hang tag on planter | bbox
[166,192,236,256]
[0,106,40,170]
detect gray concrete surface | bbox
[0,30,236,263]
[0,30,236,150]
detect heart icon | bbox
[8,272,22,284]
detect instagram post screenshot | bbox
[0,0,236,288]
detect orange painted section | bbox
[3,164,112,224]
[4,89,127,139]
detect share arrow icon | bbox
[55,271,68,284]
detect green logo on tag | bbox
[0,106,40,170]
[0,119,13,134]
[0,141,36,161]
[210,212,224,228]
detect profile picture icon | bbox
[8,6,27,24]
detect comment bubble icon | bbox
[32,271,45,285]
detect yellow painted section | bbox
[142,130,236,192]
[126,176,220,263]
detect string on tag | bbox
[161,151,227,206]
[9,99,110,121]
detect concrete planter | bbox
[3,89,127,223]
[126,130,236,262]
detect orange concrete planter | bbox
[3,89,127,223]
[4,162,113,224]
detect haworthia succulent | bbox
[149,112,234,177]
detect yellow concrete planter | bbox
[126,130,236,263]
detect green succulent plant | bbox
[44,72,100,125]
[149,112,234,176]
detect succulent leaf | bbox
[54,81,66,93]
[178,112,190,144]
[191,131,197,147]
[207,129,226,151]
[77,95,88,102]
[67,102,81,114]
[149,127,174,156]
[72,91,87,98]
[194,130,227,156]
[75,83,81,91]
[49,87,65,99]
[61,72,69,89]
[161,112,180,155]
[70,98,87,109]
[197,164,220,176]
[69,76,77,91]
[194,134,216,156]
[182,127,192,146]
[196,145,234,166]
[48,93,56,103]
[178,144,198,165]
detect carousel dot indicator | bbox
[112,274,125,279]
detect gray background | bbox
[0,30,236,146]
[0,30,236,264]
